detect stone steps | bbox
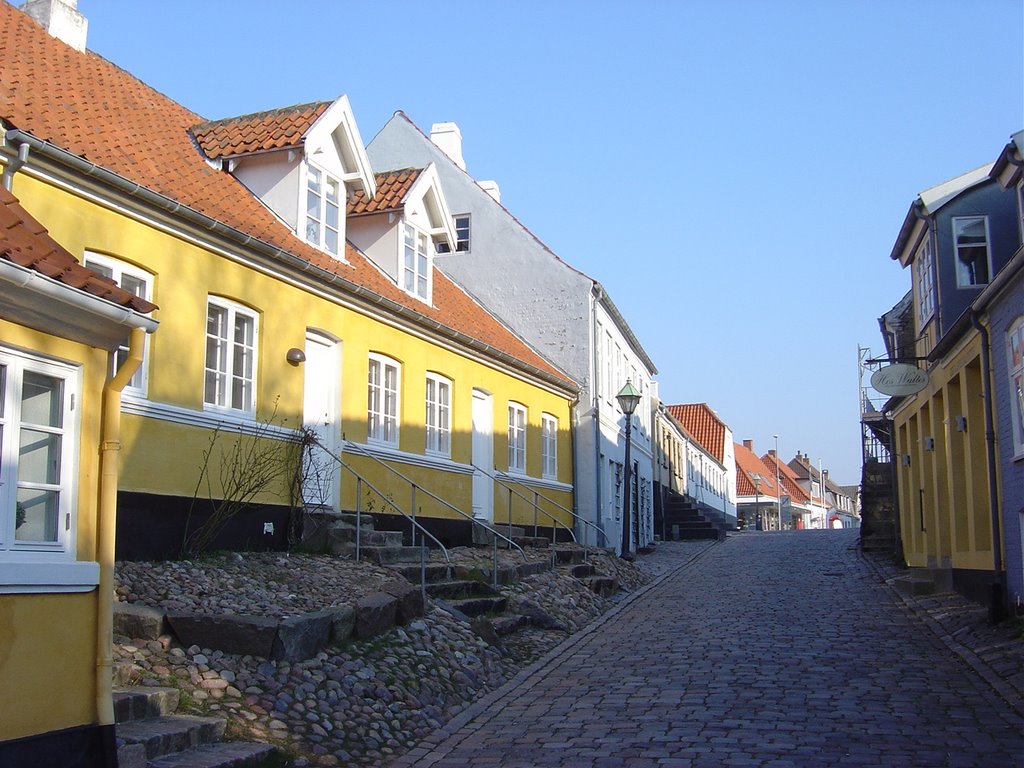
[115,686,279,768]
[445,595,508,617]
[425,579,498,600]
[332,543,426,564]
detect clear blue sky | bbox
[77,0,1022,485]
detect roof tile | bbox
[666,403,727,462]
[348,168,421,216]
[190,101,331,160]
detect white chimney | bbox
[478,180,501,203]
[430,122,466,171]
[23,0,87,51]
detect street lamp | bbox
[752,475,762,531]
[773,434,781,530]
[616,380,641,559]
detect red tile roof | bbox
[190,101,330,160]
[0,3,571,389]
[734,441,779,499]
[666,403,727,462]
[0,186,156,312]
[348,169,421,216]
[760,452,811,504]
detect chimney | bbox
[430,123,466,171]
[742,439,753,451]
[23,0,87,51]
[478,180,501,203]
[768,449,777,457]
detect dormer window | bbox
[952,216,991,287]
[306,166,341,256]
[403,223,430,301]
[436,214,470,253]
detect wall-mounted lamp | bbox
[955,416,967,433]
[923,437,935,451]
[901,454,912,466]
[286,348,306,366]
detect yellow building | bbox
[0,184,158,762]
[0,3,577,567]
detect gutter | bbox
[2,129,574,395]
[96,329,145,737]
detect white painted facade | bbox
[367,115,658,552]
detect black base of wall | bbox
[0,723,116,768]
[952,567,1004,611]
[369,513,574,549]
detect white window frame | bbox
[204,297,258,416]
[425,372,451,457]
[436,214,470,254]
[368,354,400,446]
[952,215,992,288]
[1008,316,1024,458]
[305,163,341,256]
[83,253,153,395]
[541,413,558,480]
[0,347,78,559]
[914,237,935,327]
[508,402,526,474]
[402,223,431,301]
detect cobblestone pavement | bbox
[391,530,1024,768]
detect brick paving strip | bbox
[390,530,1024,768]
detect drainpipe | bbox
[591,287,604,548]
[970,312,1004,623]
[96,328,145,732]
[1,141,30,190]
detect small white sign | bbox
[870,364,929,396]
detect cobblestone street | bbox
[392,530,1024,767]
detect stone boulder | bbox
[379,580,425,625]
[271,610,335,661]
[166,613,278,658]
[354,592,398,639]
[114,601,167,640]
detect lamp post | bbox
[773,434,781,530]
[753,475,762,531]
[616,380,641,559]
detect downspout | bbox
[1,141,30,190]
[96,328,145,730]
[591,287,604,547]
[970,312,1005,622]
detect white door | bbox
[471,389,493,521]
[302,331,341,509]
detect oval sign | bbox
[871,363,929,396]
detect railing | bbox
[477,464,605,564]
[338,441,528,587]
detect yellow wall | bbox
[0,319,110,740]
[14,168,575,532]
[892,333,999,573]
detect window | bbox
[508,402,526,473]
[83,254,153,393]
[436,214,470,253]
[1009,317,1024,456]
[541,413,558,479]
[306,165,341,256]
[0,348,76,555]
[368,354,400,445]
[403,224,430,300]
[204,298,257,414]
[914,237,935,326]
[952,216,991,287]
[605,334,613,404]
[425,373,451,456]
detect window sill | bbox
[0,559,100,594]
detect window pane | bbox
[19,428,61,484]
[15,487,58,543]
[121,274,146,298]
[325,228,338,254]
[21,372,62,428]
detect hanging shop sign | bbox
[870,363,929,397]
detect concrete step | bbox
[117,714,225,761]
[585,575,619,597]
[148,741,281,768]
[114,687,180,723]
[447,595,508,617]
[387,562,451,583]
[554,548,585,564]
[328,526,404,550]
[472,525,526,546]
[892,575,936,597]
[512,535,551,548]
[333,543,426,564]
[569,563,597,578]
[426,580,498,599]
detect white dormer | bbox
[347,163,456,305]
[191,95,376,261]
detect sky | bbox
[76,0,1022,486]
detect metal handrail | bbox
[475,463,606,559]
[340,439,528,561]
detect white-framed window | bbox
[368,354,400,446]
[403,223,430,301]
[305,165,341,256]
[1008,317,1024,457]
[0,348,77,556]
[914,237,935,326]
[605,333,614,404]
[83,253,153,394]
[541,413,558,479]
[436,214,470,253]
[425,373,451,456]
[508,402,526,473]
[952,216,992,287]
[204,297,257,415]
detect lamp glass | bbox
[616,380,642,415]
